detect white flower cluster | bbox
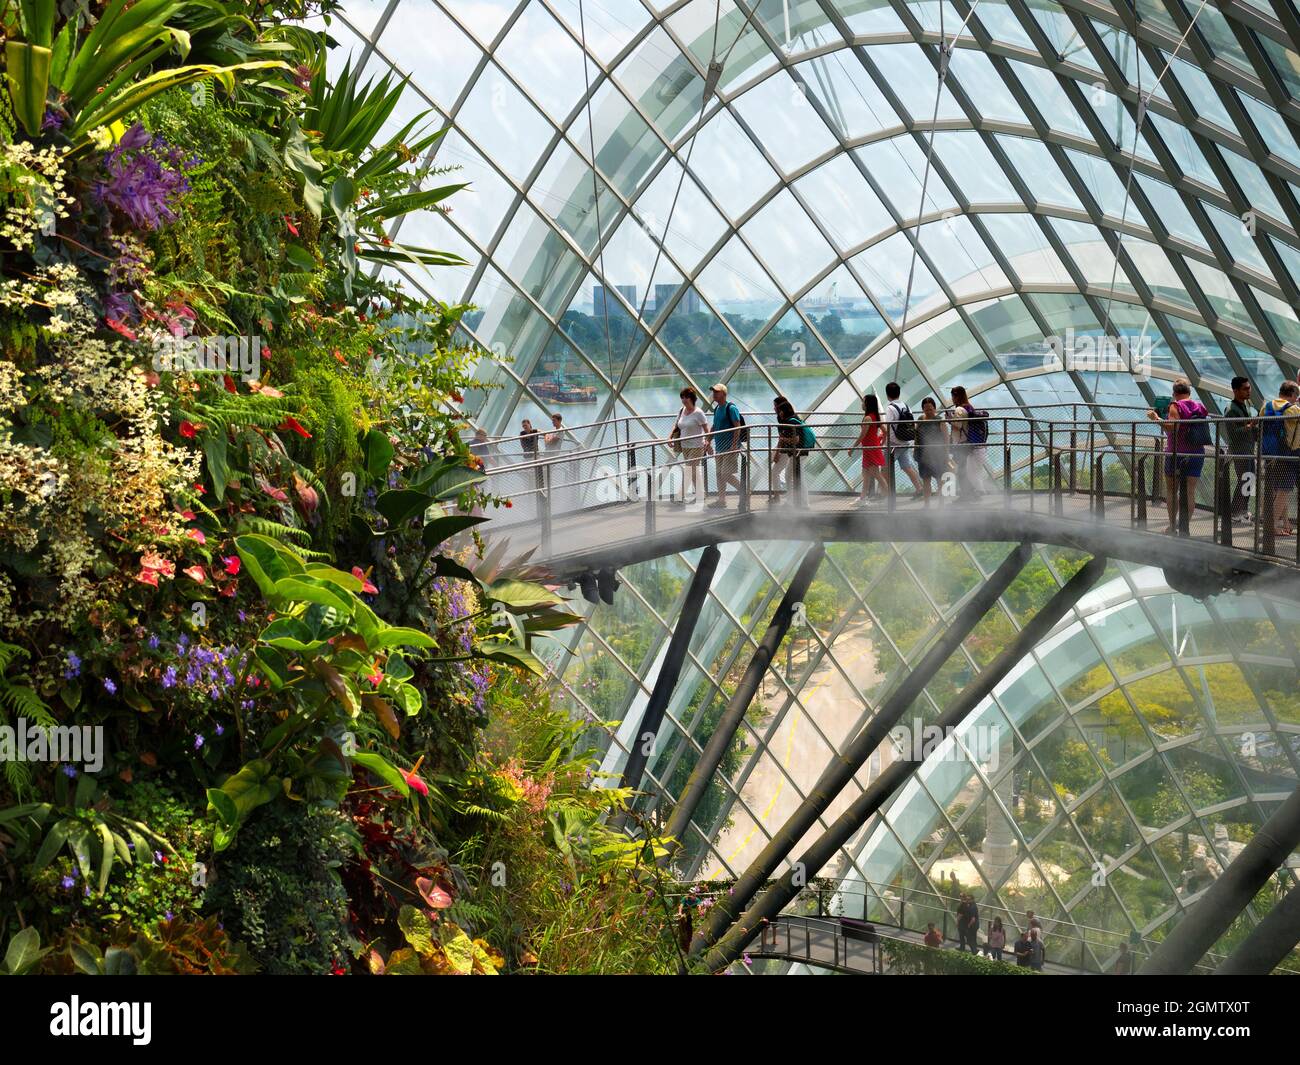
[0,143,75,251]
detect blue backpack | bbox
[1261,400,1296,456]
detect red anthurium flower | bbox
[179,420,199,439]
[351,566,378,595]
[135,569,159,587]
[404,756,429,798]
[179,509,196,521]
[183,565,206,584]
[365,664,383,687]
[257,478,289,502]
[193,482,206,495]
[106,318,137,341]
[284,215,300,237]
[416,876,453,910]
[223,556,241,576]
[278,416,311,439]
[223,374,238,395]
[187,528,206,544]
[220,581,238,598]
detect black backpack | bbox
[725,402,749,445]
[963,406,989,445]
[890,401,916,442]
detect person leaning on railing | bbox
[1145,380,1208,535]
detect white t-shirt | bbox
[676,407,710,447]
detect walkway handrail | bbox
[670,879,1300,975]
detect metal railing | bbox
[476,412,1300,566]
[672,879,1300,975]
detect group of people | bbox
[923,899,1048,971]
[1152,375,1300,539]
[476,375,1300,539]
[663,380,994,510]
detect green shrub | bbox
[882,939,1036,975]
[204,800,355,975]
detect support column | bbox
[1213,881,1300,975]
[703,554,1107,971]
[983,728,1019,879]
[659,544,825,869]
[1141,785,1300,975]
[690,541,1034,957]
[616,545,721,804]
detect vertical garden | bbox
[0,0,677,975]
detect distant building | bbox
[655,284,700,315]
[593,284,637,315]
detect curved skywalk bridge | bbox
[477,410,1300,600]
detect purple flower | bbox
[147,634,160,650]
[60,874,76,890]
[161,666,177,689]
[214,724,224,737]
[61,764,77,779]
[194,734,205,750]
[164,911,174,922]
[94,123,196,230]
[102,678,117,695]
[153,850,164,864]
[104,290,134,322]
[64,653,81,679]
[41,108,65,131]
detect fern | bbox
[235,516,311,544]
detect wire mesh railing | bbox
[476,412,1300,567]
[671,880,1300,975]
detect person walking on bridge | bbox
[670,387,709,508]
[884,382,922,498]
[914,397,950,505]
[771,395,811,507]
[856,393,888,505]
[707,383,744,510]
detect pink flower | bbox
[404,771,429,797]
[416,876,453,909]
[179,509,196,521]
[106,318,137,341]
[135,568,159,587]
[140,552,175,579]
[222,556,241,576]
[183,565,206,584]
[366,664,383,687]
[187,528,206,544]
[351,566,378,595]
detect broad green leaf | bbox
[362,428,394,480]
[350,751,410,797]
[32,817,72,871]
[271,576,354,616]
[439,925,475,975]
[371,626,437,650]
[421,514,487,548]
[376,489,432,527]
[487,579,561,612]
[66,822,93,882]
[202,427,229,502]
[4,927,41,975]
[5,42,52,137]
[95,823,115,894]
[205,788,238,828]
[479,644,546,676]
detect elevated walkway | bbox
[478,412,1300,600]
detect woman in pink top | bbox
[1146,380,1208,535]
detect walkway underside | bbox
[486,493,1298,600]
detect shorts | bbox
[1164,454,1204,479]
[716,449,738,480]
[1266,455,1298,493]
[892,445,917,473]
[680,445,706,460]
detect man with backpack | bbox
[884,381,922,498]
[1146,380,1209,535]
[1259,380,1300,539]
[707,383,745,510]
[1224,376,1256,523]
